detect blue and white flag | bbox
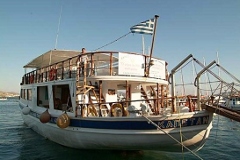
[130,18,155,35]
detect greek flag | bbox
[130,18,155,35]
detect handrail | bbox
[21,51,167,85]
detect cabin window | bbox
[233,99,236,105]
[37,86,49,108]
[27,89,32,100]
[108,89,115,95]
[25,90,27,100]
[52,84,72,111]
[21,89,24,99]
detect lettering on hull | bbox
[157,116,209,129]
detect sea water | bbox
[0,99,239,160]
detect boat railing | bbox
[21,51,167,85]
[73,94,200,117]
[75,97,171,117]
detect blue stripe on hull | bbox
[70,116,209,130]
[70,119,155,130]
[25,109,210,130]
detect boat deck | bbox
[21,50,167,85]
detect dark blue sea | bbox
[1,99,239,160]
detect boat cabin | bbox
[19,50,195,117]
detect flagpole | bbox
[146,15,159,77]
[142,35,145,55]
[216,51,220,77]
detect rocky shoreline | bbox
[0,91,19,98]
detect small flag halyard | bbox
[130,18,155,35]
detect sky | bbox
[0,0,240,93]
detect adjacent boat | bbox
[18,49,213,152]
[219,96,240,111]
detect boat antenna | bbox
[54,0,64,49]
[49,0,63,65]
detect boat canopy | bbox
[24,50,81,68]
[23,50,119,69]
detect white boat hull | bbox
[21,109,212,152]
[19,50,216,153]
[229,105,240,111]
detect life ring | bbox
[110,103,123,117]
[49,68,56,81]
[88,106,98,117]
[30,75,34,84]
[57,113,70,128]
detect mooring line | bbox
[142,115,203,160]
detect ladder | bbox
[150,85,169,107]
[88,81,105,104]
[140,85,154,110]
[75,61,94,117]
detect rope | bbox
[94,32,131,51]
[142,115,203,160]
[177,110,184,159]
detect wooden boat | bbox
[18,49,213,152]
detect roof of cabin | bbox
[23,50,119,68]
[24,50,80,68]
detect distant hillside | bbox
[0,91,19,97]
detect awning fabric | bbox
[24,50,80,68]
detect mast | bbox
[216,51,220,77]
[196,60,216,110]
[203,57,209,97]
[146,15,159,76]
[142,35,145,55]
[171,54,193,113]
